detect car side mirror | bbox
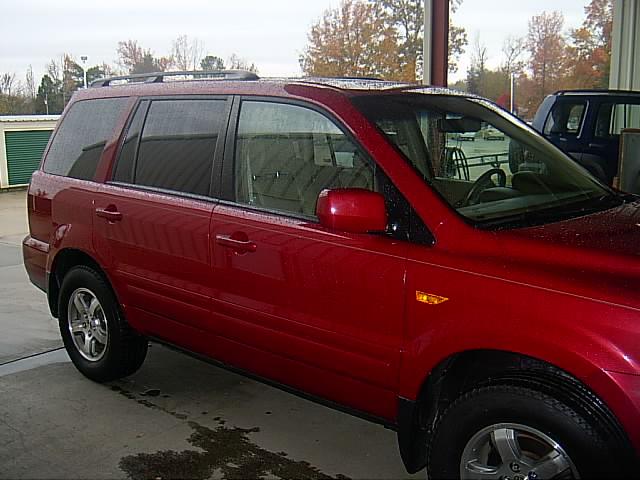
[316,188,388,234]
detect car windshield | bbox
[354,93,621,227]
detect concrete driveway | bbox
[0,189,420,479]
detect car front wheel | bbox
[427,385,626,479]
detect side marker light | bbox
[415,291,449,305]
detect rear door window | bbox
[133,99,226,196]
[44,97,128,180]
[543,101,587,136]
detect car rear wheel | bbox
[427,385,625,479]
[58,265,147,382]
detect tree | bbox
[25,66,36,100]
[0,73,19,113]
[117,40,173,74]
[375,0,467,79]
[172,35,204,71]
[201,55,226,71]
[63,54,84,97]
[227,54,258,73]
[35,75,63,114]
[376,0,425,80]
[447,0,468,74]
[567,0,613,88]
[501,35,526,76]
[302,0,467,81]
[526,11,567,108]
[300,0,399,79]
[86,64,112,85]
[448,24,468,74]
[0,73,33,114]
[0,73,17,97]
[466,35,488,95]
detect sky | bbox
[0,0,590,87]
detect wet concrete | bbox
[0,344,420,479]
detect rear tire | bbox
[58,265,147,382]
[427,385,626,479]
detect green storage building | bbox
[0,115,59,188]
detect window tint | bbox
[44,98,128,179]
[113,101,148,183]
[135,99,225,196]
[595,102,640,137]
[235,101,374,217]
[544,102,586,135]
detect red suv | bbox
[23,71,640,479]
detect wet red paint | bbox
[23,78,640,456]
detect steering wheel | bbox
[459,168,507,207]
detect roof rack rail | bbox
[554,88,640,95]
[90,70,259,87]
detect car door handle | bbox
[215,234,257,253]
[95,207,123,222]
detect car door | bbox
[209,98,407,419]
[586,98,640,183]
[93,97,230,349]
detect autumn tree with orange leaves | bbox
[299,0,400,80]
[300,0,467,82]
[567,0,613,88]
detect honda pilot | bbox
[23,71,640,479]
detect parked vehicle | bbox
[481,126,505,141]
[456,131,476,141]
[23,71,639,479]
[531,89,640,185]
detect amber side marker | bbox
[415,291,449,305]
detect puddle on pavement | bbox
[112,384,349,480]
[119,419,350,480]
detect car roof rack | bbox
[90,70,259,87]
[554,88,640,96]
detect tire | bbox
[427,385,626,479]
[58,265,148,382]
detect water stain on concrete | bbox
[110,385,188,420]
[119,419,350,480]
[141,388,161,397]
[111,383,349,480]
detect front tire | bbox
[58,265,147,382]
[428,385,625,479]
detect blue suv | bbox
[531,89,640,186]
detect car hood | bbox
[511,198,640,257]
[502,198,640,309]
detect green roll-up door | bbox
[5,130,52,185]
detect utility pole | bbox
[81,56,88,89]
[510,72,516,114]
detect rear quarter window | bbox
[595,102,640,137]
[44,98,128,180]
